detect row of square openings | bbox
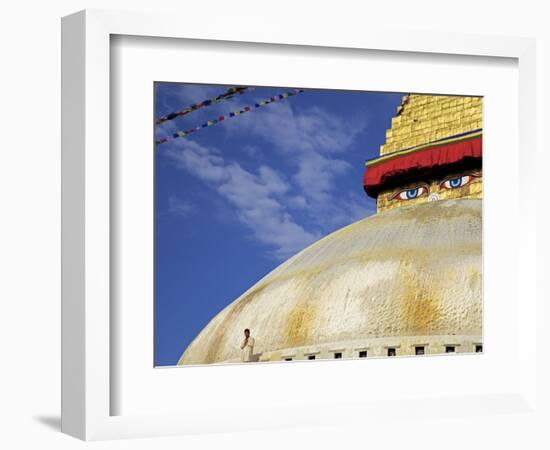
[282,344,483,361]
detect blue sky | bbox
[154,83,404,366]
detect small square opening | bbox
[307,355,316,360]
[358,350,367,358]
[445,346,456,353]
[475,344,483,353]
[284,358,293,361]
[387,347,396,357]
[334,352,342,359]
[415,346,425,355]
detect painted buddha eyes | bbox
[391,173,479,201]
[393,185,428,201]
[440,175,476,190]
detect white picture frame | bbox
[61,9,539,441]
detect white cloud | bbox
[224,99,371,226]
[164,140,319,259]
[160,88,375,259]
[257,165,290,195]
[242,144,260,157]
[293,151,351,204]
[287,195,308,209]
[226,101,366,155]
[167,196,196,216]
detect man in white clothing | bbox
[240,329,255,362]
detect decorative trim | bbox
[366,129,482,167]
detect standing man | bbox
[240,329,255,362]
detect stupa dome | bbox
[178,198,482,365]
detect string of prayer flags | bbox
[156,89,304,145]
[155,86,249,125]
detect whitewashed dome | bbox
[178,199,482,365]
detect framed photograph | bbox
[154,84,483,368]
[61,9,538,441]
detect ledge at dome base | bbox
[178,334,483,366]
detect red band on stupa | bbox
[363,134,482,197]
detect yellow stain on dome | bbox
[284,301,317,348]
